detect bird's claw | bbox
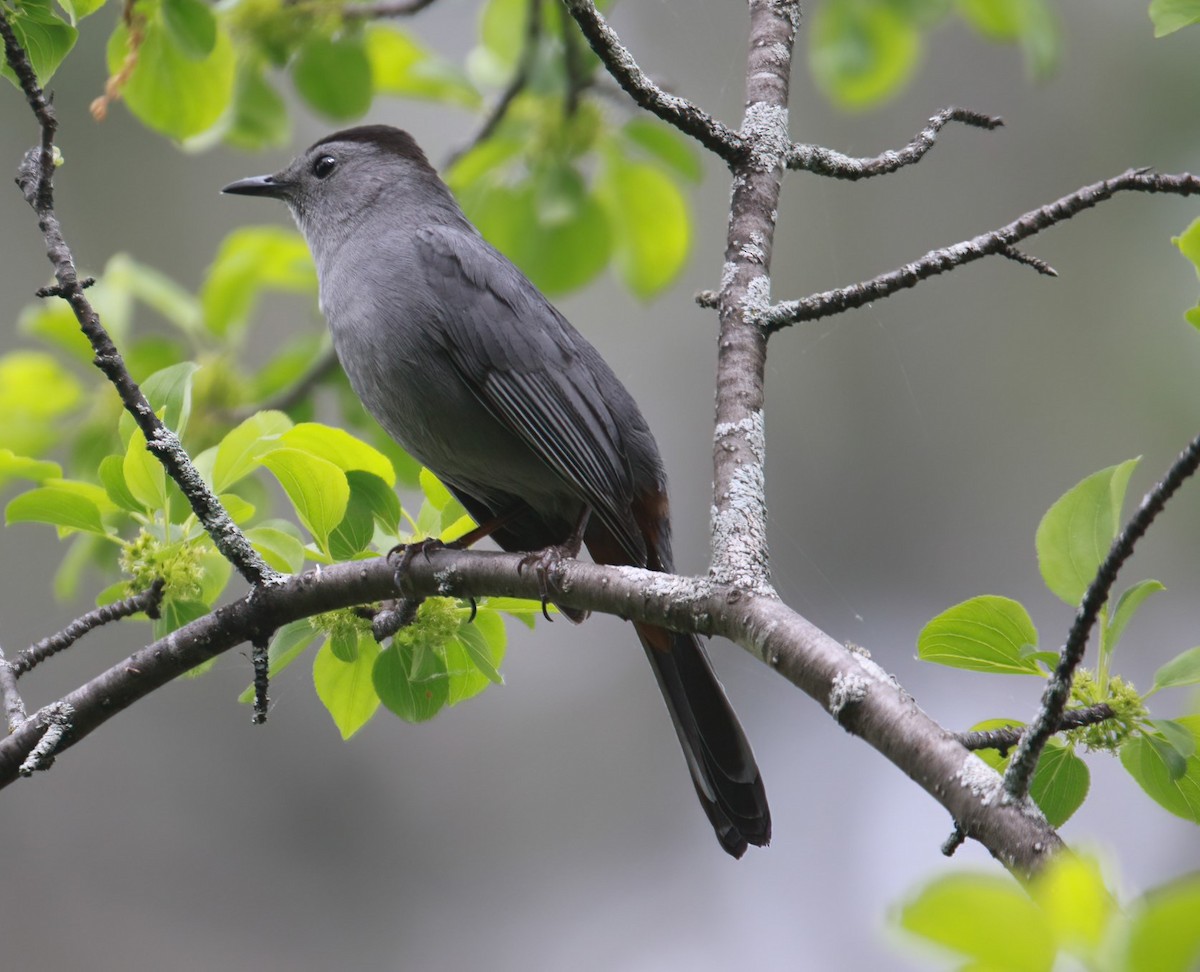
[517,544,572,622]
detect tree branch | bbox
[1,10,280,588]
[955,704,1115,756]
[759,168,1200,333]
[787,106,1003,178]
[1004,433,1200,801]
[0,548,1062,873]
[560,0,747,165]
[0,645,26,732]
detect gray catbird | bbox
[223,125,770,857]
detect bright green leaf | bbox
[446,609,506,706]
[200,227,316,337]
[1029,741,1089,827]
[0,351,84,456]
[98,454,143,512]
[957,0,1059,78]
[259,448,349,552]
[123,428,167,512]
[1036,459,1139,606]
[292,34,372,120]
[1153,645,1200,691]
[161,0,216,59]
[246,522,306,573]
[212,410,293,492]
[1150,0,1200,36]
[217,492,255,524]
[346,470,402,535]
[107,14,235,140]
[599,156,690,299]
[0,0,77,87]
[621,119,704,181]
[366,25,479,106]
[373,640,449,723]
[328,481,377,560]
[280,423,396,486]
[0,450,61,491]
[1151,719,1198,759]
[118,362,200,443]
[329,627,360,663]
[314,636,381,739]
[917,595,1044,675]
[810,0,922,110]
[1123,874,1200,972]
[897,872,1055,972]
[481,596,547,630]
[5,484,107,535]
[57,0,108,23]
[1028,853,1115,956]
[1120,718,1200,822]
[1109,579,1166,650]
[224,60,291,151]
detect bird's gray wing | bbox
[414,223,647,564]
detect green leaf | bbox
[57,0,107,24]
[154,596,210,640]
[1120,718,1200,822]
[365,25,479,106]
[329,628,360,663]
[212,410,293,492]
[620,119,704,182]
[809,0,922,110]
[446,609,506,705]
[201,227,316,338]
[106,13,235,140]
[98,454,143,513]
[0,0,77,87]
[1029,854,1115,956]
[1029,741,1089,827]
[237,620,321,703]
[161,0,216,58]
[328,478,378,560]
[373,640,449,723]
[118,362,200,443]
[1151,719,1198,760]
[224,60,291,151]
[5,484,108,535]
[346,470,402,535]
[245,521,306,573]
[917,595,1044,675]
[105,253,202,337]
[314,636,381,739]
[1109,579,1166,650]
[0,450,61,491]
[1123,874,1200,972]
[897,872,1055,972]
[956,0,1059,78]
[258,448,349,553]
[1036,459,1139,606]
[0,351,83,456]
[599,156,690,299]
[1150,0,1200,36]
[419,467,455,511]
[468,172,612,296]
[123,428,167,512]
[280,423,396,486]
[1153,645,1200,691]
[217,492,255,524]
[292,34,372,120]
[481,596,547,629]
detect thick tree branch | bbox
[787,107,1003,178]
[0,645,26,731]
[0,548,1061,873]
[759,168,1200,333]
[1004,433,1200,800]
[560,0,747,165]
[2,12,280,588]
[705,0,799,592]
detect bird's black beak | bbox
[221,174,290,198]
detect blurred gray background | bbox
[3,2,1199,969]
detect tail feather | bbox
[634,621,771,858]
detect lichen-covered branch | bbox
[560,0,747,164]
[0,547,1063,873]
[956,703,1115,755]
[787,106,1002,178]
[1,11,280,588]
[759,168,1200,333]
[0,645,26,731]
[1004,433,1200,801]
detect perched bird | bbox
[223,126,770,856]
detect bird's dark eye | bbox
[311,155,337,179]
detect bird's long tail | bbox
[633,621,771,858]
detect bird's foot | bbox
[516,543,587,623]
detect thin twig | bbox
[371,597,421,641]
[10,580,166,678]
[560,0,747,165]
[955,703,1115,756]
[251,632,270,724]
[560,1,587,118]
[1004,433,1200,801]
[760,168,1200,333]
[19,701,73,775]
[787,107,1003,178]
[1,11,280,588]
[445,0,542,170]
